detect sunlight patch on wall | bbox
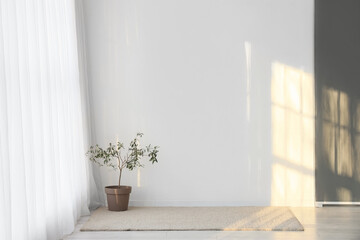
[339,92,350,127]
[355,135,360,183]
[271,62,315,206]
[322,122,336,172]
[338,129,352,177]
[320,87,360,201]
[356,100,360,132]
[321,87,357,179]
[336,187,352,201]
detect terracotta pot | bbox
[105,185,132,211]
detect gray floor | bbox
[64,207,360,240]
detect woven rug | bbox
[81,206,304,231]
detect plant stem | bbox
[117,156,122,187]
[118,168,122,187]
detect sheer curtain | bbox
[74,0,104,209]
[0,0,92,239]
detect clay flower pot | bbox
[105,186,132,211]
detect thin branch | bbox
[117,156,121,170]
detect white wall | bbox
[82,0,314,206]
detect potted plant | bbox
[87,133,159,211]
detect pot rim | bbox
[105,185,132,189]
[105,185,132,195]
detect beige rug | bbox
[81,207,304,231]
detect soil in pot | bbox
[105,185,132,211]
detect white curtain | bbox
[74,0,104,209]
[0,0,91,239]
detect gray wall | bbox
[315,0,360,202]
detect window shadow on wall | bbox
[316,86,360,202]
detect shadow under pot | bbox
[105,186,132,211]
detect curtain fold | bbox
[74,0,103,210]
[0,0,92,239]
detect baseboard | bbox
[315,201,360,207]
[129,200,314,207]
[129,200,272,207]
